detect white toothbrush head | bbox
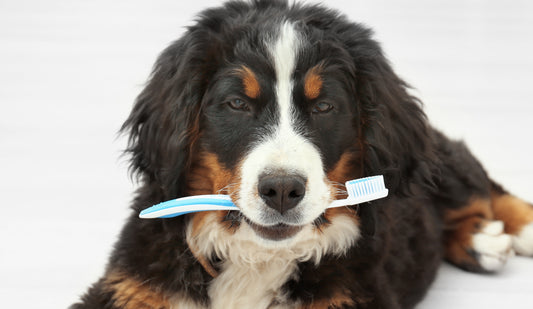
[328,175,389,208]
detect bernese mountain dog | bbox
[71,1,533,308]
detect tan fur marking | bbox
[188,239,220,278]
[104,270,169,309]
[327,152,356,184]
[187,151,242,232]
[322,152,360,227]
[235,65,261,99]
[300,291,355,309]
[304,65,323,100]
[326,152,360,200]
[186,152,242,277]
[443,198,492,266]
[492,192,533,235]
[444,198,493,223]
[444,216,485,266]
[187,152,234,196]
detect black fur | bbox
[71,1,514,308]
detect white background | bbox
[1,0,532,308]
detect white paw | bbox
[472,221,514,272]
[513,223,533,256]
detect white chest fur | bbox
[184,213,360,308]
[208,251,299,308]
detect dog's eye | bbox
[312,102,333,114]
[227,98,249,111]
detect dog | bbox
[71,0,533,308]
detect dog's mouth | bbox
[222,201,330,241]
[224,211,328,241]
[243,217,304,240]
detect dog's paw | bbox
[471,221,514,272]
[512,223,533,256]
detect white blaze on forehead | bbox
[271,22,300,130]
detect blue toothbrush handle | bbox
[139,195,238,219]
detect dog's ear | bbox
[347,31,437,196]
[121,28,225,200]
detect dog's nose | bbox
[258,174,306,214]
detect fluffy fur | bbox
[71,1,533,308]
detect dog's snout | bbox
[258,174,306,214]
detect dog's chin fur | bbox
[187,212,360,264]
[243,219,305,241]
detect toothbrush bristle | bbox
[346,176,386,198]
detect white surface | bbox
[1,0,532,308]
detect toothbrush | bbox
[139,175,388,219]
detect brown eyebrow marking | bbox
[234,65,261,99]
[304,64,323,100]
